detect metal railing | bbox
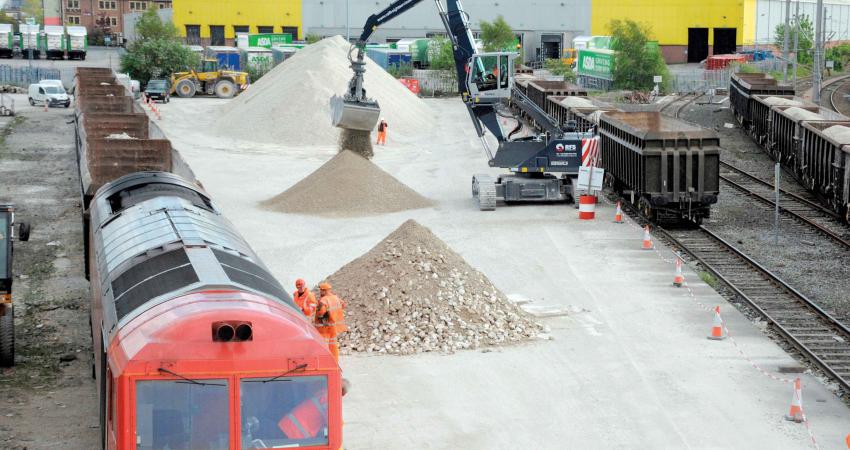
[411,69,458,97]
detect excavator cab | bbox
[466,52,515,101]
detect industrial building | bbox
[171,0,302,46]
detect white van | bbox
[28,82,71,108]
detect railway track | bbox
[719,161,850,250]
[659,225,850,392]
[822,73,850,116]
[659,92,703,118]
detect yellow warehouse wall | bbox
[591,0,745,46]
[173,0,302,39]
[742,0,757,44]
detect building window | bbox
[210,25,225,46]
[109,17,118,27]
[66,15,80,24]
[98,0,117,10]
[186,24,201,45]
[257,26,273,34]
[129,1,147,10]
[159,3,166,8]
[233,25,249,35]
[281,26,298,40]
[66,0,79,9]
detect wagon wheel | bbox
[639,197,655,222]
[0,306,14,367]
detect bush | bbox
[543,59,576,82]
[306,33,322,44]
[479,16,515,52]
[826,43,850,71]
[609,19,671,93]
[775,14,814,66]
[387,62,413,79]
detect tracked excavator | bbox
[331,0,594,210]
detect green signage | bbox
[577,49,614,80]
[247,33,292,48]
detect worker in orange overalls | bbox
[292,278,317,319]
[278,389,329,440]
[376,118,388,145]
[315,282,347,361]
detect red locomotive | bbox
[84,172,343,449]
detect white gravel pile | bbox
[783,107,824,121]
[762,96,802,106]
[105,132,137,140]
[560,96,595,108]
[216,35,433,146]
[822,125,850,144]
[327,220,542,355]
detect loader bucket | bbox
[330,95,381,131]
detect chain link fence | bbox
[669,59,789,93]
[0,65,63,87]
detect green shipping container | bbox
[577,48,615,80]
[248,33,292,48]
[411,39,431,64]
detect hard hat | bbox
[295,278,305,288]
[319,282,332,290]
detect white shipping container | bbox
[0,32,11,50]
[20,24,39,50]
[46,34,63,50]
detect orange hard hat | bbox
[295,278,306,288]
[318,282,332,290]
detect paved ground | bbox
[153,96,850,449]
[0,97,98,449]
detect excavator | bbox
[331,0,593,210]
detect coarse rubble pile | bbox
[326,219,542,355]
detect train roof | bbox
[600,111,718,140]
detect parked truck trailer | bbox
[0,24,12,58]
[19,24,40,59]
[66,26,87,60]
[43,25,66,60]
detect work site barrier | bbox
[0,65,62,87]
[411,69,458,97]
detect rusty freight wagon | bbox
[730,73,795,132]
[767,105,824,168]
[798,121,850,221]
[599,112,720,224]
[546,95,620,133]
[750,95,803,145]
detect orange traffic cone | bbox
[642,225,653,250]
[844,433,849,448]
[673,257,685,287]
[785,377,804,423]
[707,306,726,340]
[614,201,624,223]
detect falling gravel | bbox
[339,129,373,159]
[261,150,432,217]
[326,219,543,355]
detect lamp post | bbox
[346,0,350,42]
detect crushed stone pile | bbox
[216,35,433,146]
[560,96,595,108]
[783,107,823,121]
[762,96,802,106]
[261,150,432,217]
[822,125,850,144]
[326,220,542,355]
[105,132,137,140]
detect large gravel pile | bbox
[261,150,432,217]
[327,220,543,355]
[216,35,433,146]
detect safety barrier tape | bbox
[595,195,822,449]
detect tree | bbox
[609,19,670,92]
[775,14,814,65]
[120,10,198,85]
[20,0,42,22]
[479,16,515,52]
[135,8,178,41]
[544,59,576,82]
[428,36,455,71]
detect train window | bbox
[135,379,229,450]
[240,376,328,449]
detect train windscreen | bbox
[135,379,229,450]
[240,375,329,449]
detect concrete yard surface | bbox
[151,97,850,449]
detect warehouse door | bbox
[687,28,708,63]
[210,26,225,46]
[282,26,299,40]
[185,25,200,45]
[714,28,737,55]
[540,34,562,60]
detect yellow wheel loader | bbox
[170,59,249,99]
